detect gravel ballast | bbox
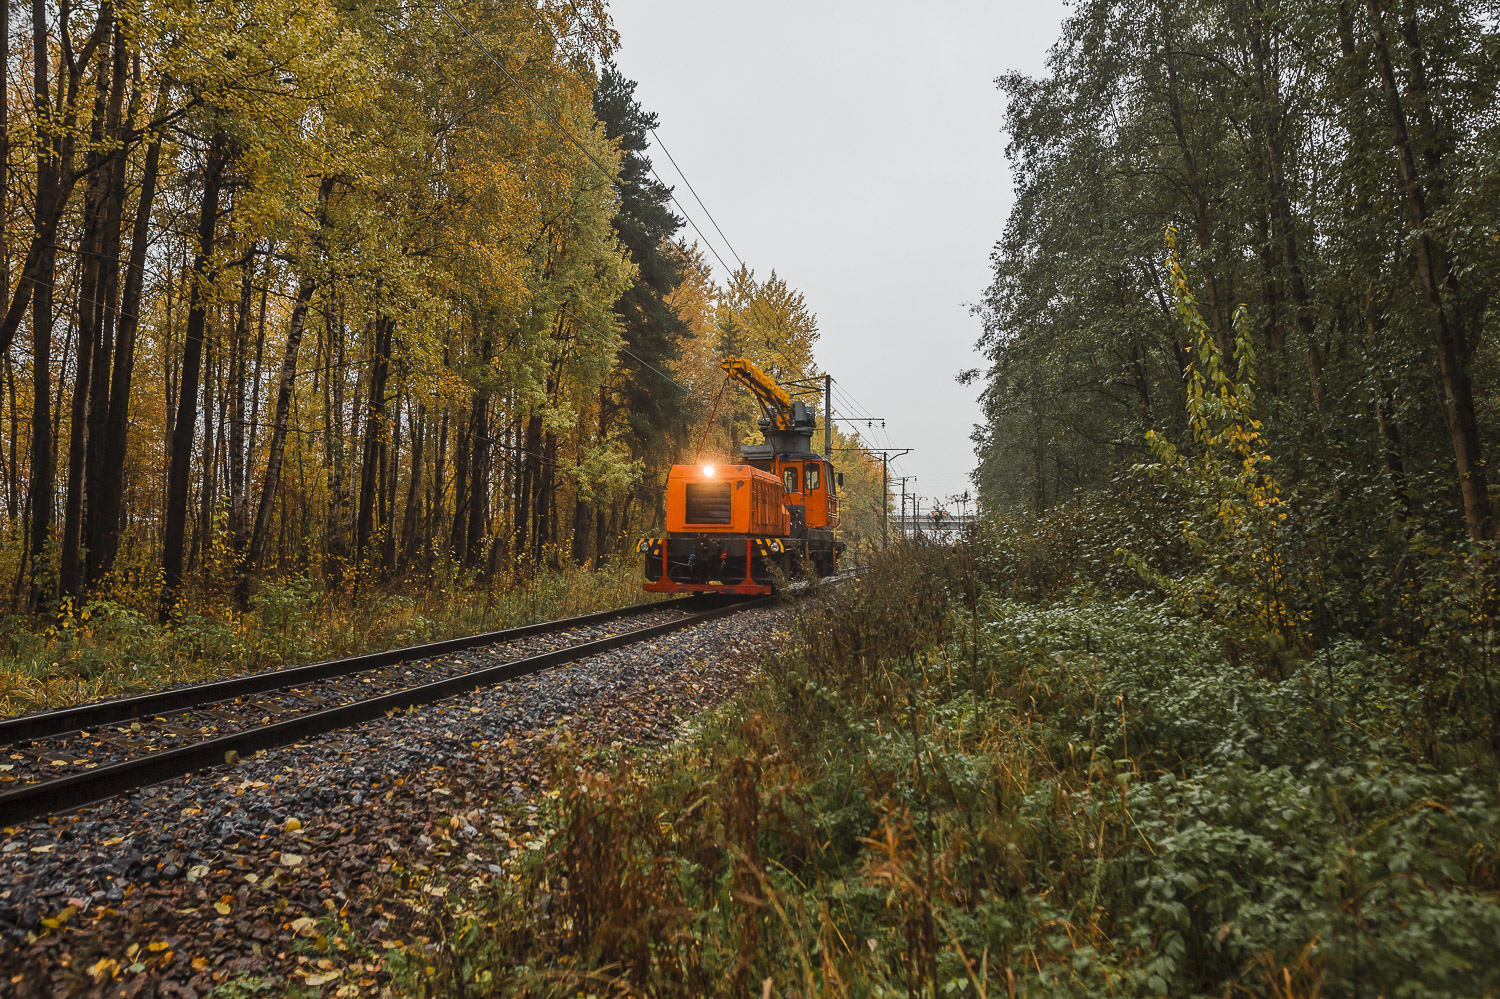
[0,602,792,998]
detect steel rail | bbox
[0,598,768,826]
[0,595,699,745]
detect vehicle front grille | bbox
[684,482,732,525]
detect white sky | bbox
[609,0,1068,511]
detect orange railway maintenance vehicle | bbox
[638,357,845,595]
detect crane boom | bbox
[721,356,794,430]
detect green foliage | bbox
[1121,231,1299,644]
[205,975,286,998]
[423,544,1500,997]
[592,63,692,501]
[973,0,1500,549]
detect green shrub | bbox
[429,541,1500,999]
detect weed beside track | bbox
[0,559,651,717]
[425,543,1500,999]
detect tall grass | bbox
[0,553,651,717]
[416,538,1500,998]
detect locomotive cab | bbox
[760,455,839,535]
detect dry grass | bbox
[400,539,1500,998]
[0,553,651,717]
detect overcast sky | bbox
[609,0,1068,511]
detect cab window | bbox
[805,464,820,491]
[783,466,799,493]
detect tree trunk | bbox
[1244,3,1328,418]
[246,177,334,580]
[539,429,558,561]
[571,497,589,566]
[89,96,163,582]
[0,0,8,320]
[381,380,401,569]
[191,327,216,574]
[82,35,132,588]
[322,290,349,582]
[1366,0,1491,539]
[1,1,112,361]
[160,130,227,619]
[449,414,469,560]
[4,360,18,527]
[246,275,316,573]
[465,391,488,568]
[247,281,268,478]
[518,412,541,559]
[1159,17,1229,352]
[28,240,55,608]
[25,0,59,608]
[429,407,448,554]
[227,252,254,554]
[355,315,392,563]
[58,43,119,600]
[400,403,425,568]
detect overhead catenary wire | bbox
[831,385,883,430]
[437,0,619,191]
[16,5,911,540]
[490,0,766,342]
[647,127,744,267]
[12,5,804,429]
[422,3,726,396]
[830,381,897,454]
[262,6,860,431]
[438,0,747,285]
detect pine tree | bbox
[589,64,692,555]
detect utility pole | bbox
[834,446,911,549]
[900,478,906,540]
[824,373,832,459]
[895,476,914,540]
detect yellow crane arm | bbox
[721,356,795,431]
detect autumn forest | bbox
[5,1,1500,995]
[0,0,886,625]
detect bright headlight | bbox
[703,464,715,477]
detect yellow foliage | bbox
[1124,227,1302,644]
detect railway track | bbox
[0,594,773,826]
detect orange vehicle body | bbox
[780,456,839,531]
[641,457,841,595]
[663,464,789,537]
[639,356,845,595]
